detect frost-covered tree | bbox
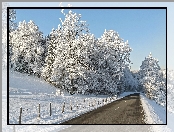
[41,28,62,82]
[139,53,166,105]
[10,20,45,76]
[42,10,132,95]
[139,53,160,98]
[42,10,91,94]
[155,69,166,105]
[86,30,132,95]
[140,53,160,78]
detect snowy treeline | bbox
[7,9,166,105]
[122,66,140,92]
[9,10,132,96]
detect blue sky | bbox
[12,7,166,71]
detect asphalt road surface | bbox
[60,93,146,124]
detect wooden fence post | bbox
[62,102,65,113]
[38,103,40,117]
[70,104,72,110]
[19,116,21,124]
[19,107,22,124]
[50,102,52,116]
[70,100,72,110]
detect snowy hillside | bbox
[8,70,123,125]
[2,70,69,131]
[9,70,57,95]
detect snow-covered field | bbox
[8,71,124,124]
[2,69,174,132]
[2,70,70,131]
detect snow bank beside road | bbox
[140,94,166,124]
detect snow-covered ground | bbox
[2,70,70,132]
[140,94,166,124]
[2,69,174,132]
[147,70,174,132]
[8,70,124,125]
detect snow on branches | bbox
[8,8,166,102]
[8,9,165,99]
[10,20,45,76]
[122,66,139,92]
[41,10,132,95]
[85,30,132,95]
[139,53,166,106]
[42,10,92,94]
